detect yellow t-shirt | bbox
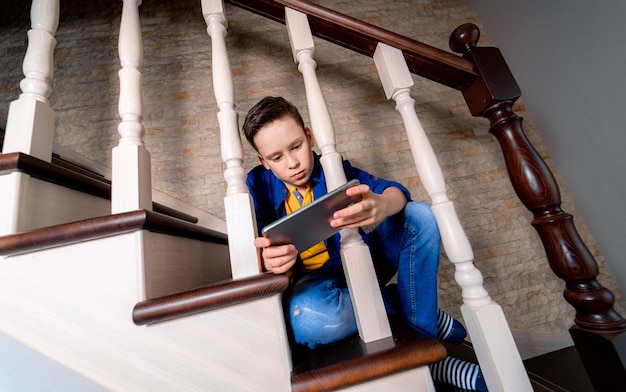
[285,186,330,271]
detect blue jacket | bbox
[246,153,411,270]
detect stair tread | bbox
[524,346,593,392]
[291,319,446,392]
[0,209,226,256]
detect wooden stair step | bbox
[291,319,446,392]
[132,273,289,325]
[0,208,226,257]
[524,346,593,392]
[0,152,198,224]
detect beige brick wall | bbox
[1,0,624,333]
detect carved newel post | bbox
[449,23,626,390]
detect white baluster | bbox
[374,42,532,392]
[286,8,391,343]
[111,0,152,213]
[2,0,59,161]
[202,0,261,278]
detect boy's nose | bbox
[287,155,300,168]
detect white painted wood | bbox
[0,172,28,234]
[112,0,152,213]
[462,305,532,392]
[374,42,532,392]
[140,230,232,299]
[111,145,152,213]
[339,366,435,391]
[151,190,227,234]
[20,177,109,231]
[0,233,292,392]
[2,0,59,161]
[202,0,261,279]
[0,172,110,235]
[286,7,391,343]
[51,143,228,234]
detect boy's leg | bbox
[437,309,467,344]
[367,201,441,339]
[430,356,488,392]
[287,268,357,348]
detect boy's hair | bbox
[242,96,306,151]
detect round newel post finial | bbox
[449,23,480,54]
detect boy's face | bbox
[254,116,315,192]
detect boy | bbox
[243,96,486,391]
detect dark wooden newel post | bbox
[449,23,626,391]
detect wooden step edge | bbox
[132,273,289,325]
[291,320,447,392]
[0,209,227,257]
[152,202,198,224]
[0,152,198,223]
[1,151,110,198]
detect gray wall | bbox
[471,0,626,294]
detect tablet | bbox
[261,179,362,252]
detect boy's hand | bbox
[330,184,407,229]
[254,236,298,274]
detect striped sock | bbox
[437,309,467,344]
[430,356,488,391]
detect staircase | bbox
[2,0,625,391]
[0,151,443,391]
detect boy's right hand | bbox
[254,236,298,274]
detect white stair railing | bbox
[112,0,153,214]
[373,42,532,392]
[2,0,59,161]
[285,8,392,343]
[202,0,261,279]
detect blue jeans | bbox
[287,201,441,348]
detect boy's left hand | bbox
[330,184,407,229]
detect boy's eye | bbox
[271,155,282,162]
[292,143,301,151]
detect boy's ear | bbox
[258,154,271,170]
[305,127,315,147]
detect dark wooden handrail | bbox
[0,152,199,224]
[132,273,289,325]
[225,0,477,90]
[0,209,226,257]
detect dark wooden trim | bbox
[291,319,446,392]
[132,273,289,325]
[0,152,199,224]
[51,152,107,181]
[151,202,199,224]
[142,209,226,242]
[0,209,226,257]
[224,0,478,90]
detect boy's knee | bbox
[288,289,357,348]
[405,201,439,235]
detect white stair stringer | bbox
[0,232,293,392]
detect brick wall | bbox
[1,0,623,333]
